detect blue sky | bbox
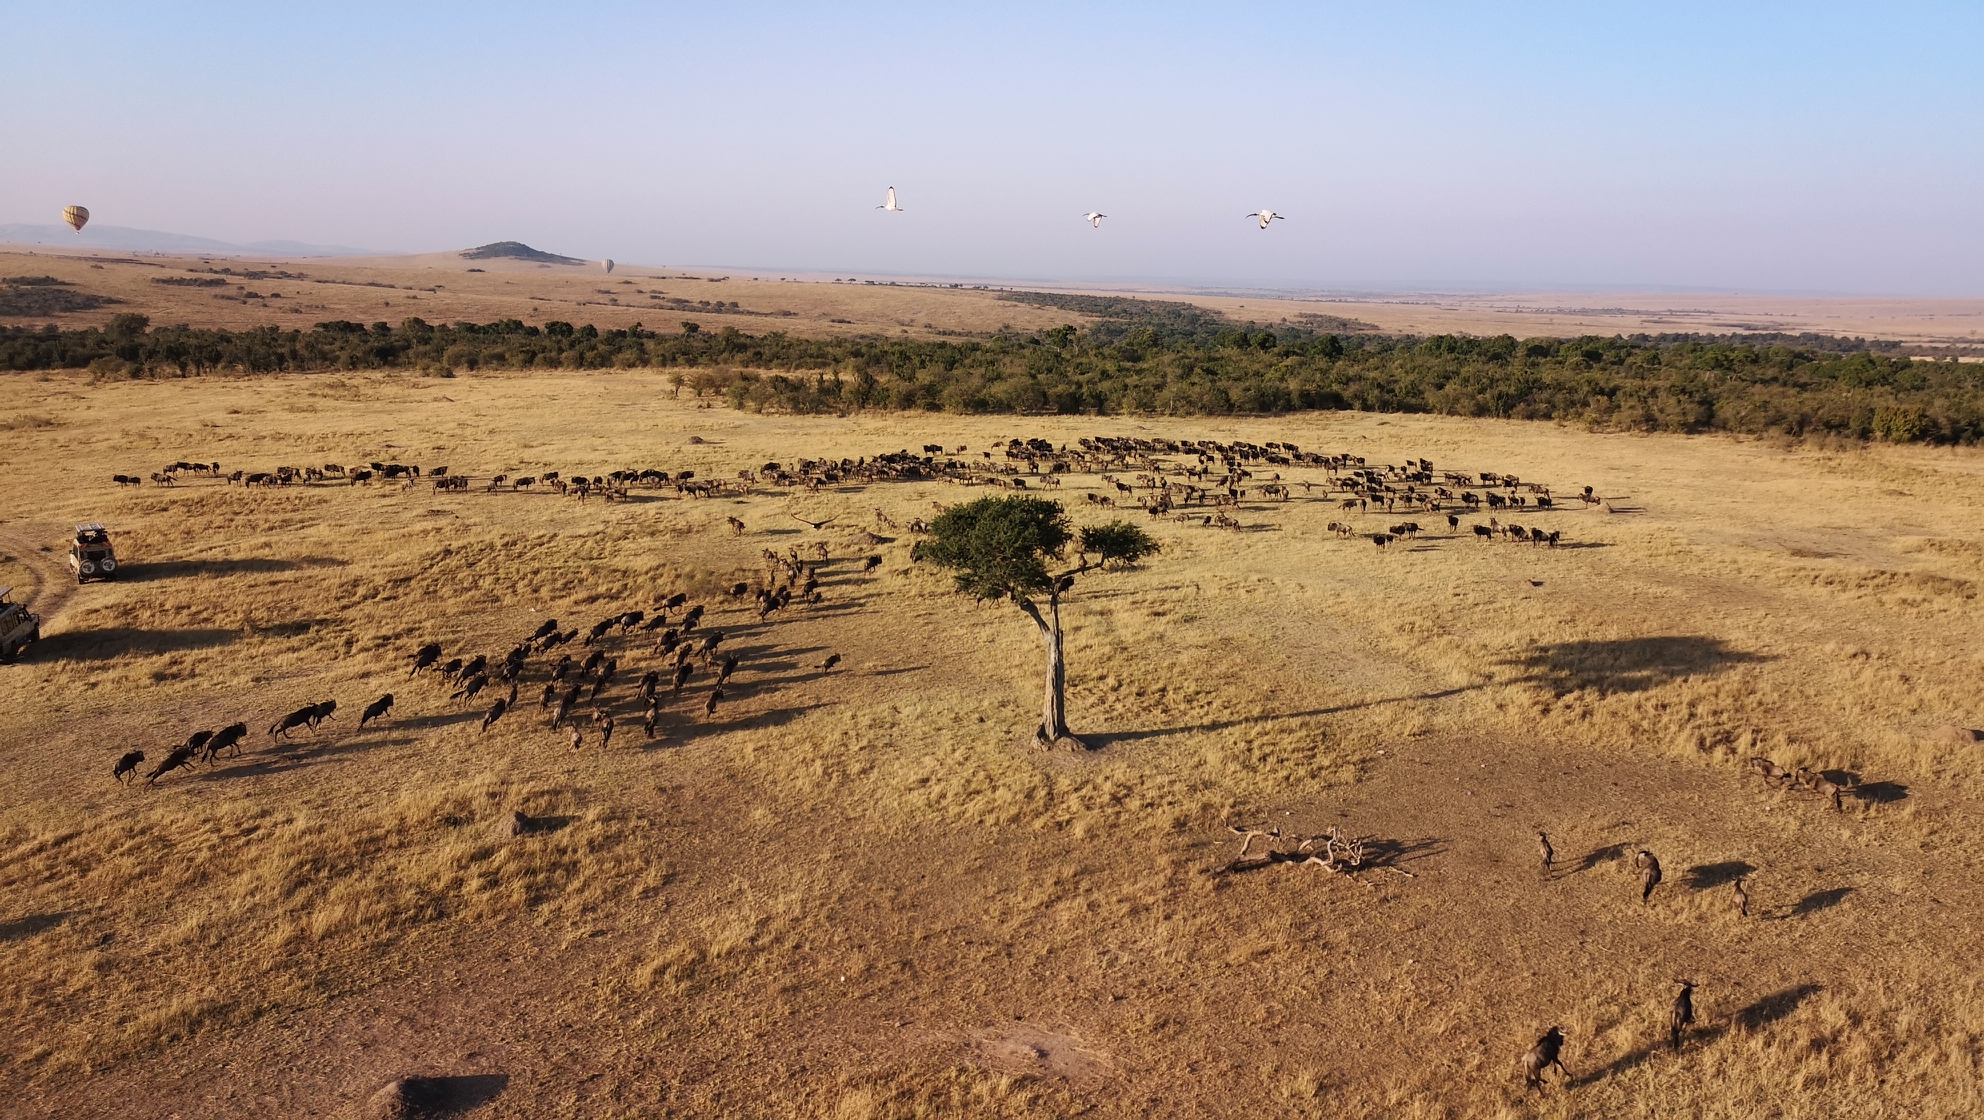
[3,2,1979,292]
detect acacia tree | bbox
[924,496,1159,748]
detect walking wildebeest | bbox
[1522,1026,1569,1088]
[409,642,442,677]
[269,705,317,739]
[146,744,198,785]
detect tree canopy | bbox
[923,496,1070,601]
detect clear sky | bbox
[3,2,1979,293]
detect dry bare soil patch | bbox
[2,370,1983,1118]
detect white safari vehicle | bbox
[69,522,118,583]
[0,586,39,662]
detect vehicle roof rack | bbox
[76,522,106,533]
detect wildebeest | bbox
[703,687,724,718]
[112,474,142,486]
[409,642,443,677]
[672,661,694,695]
[308,699,338,727]
[1733,876,1750,918]
[1522,1026,1569,1088]
[680,604,705,632]
[454,654,487,684]
[1669,981,1696,1050]
[659,592,688,611]
[862,554,883,571]
[146,744,199,784]
[208,722,248,758]
[184,729,215,764]
[359,693,395,728]
[530,618,559,642]
[551,684,582,729]
[1537,831,1553,873]
[818,653,841,672]
[1748,755,1790,786]
[269,705,318,739]
[717,655,739,685]
[585,617,616,644]
[1636,849,1663,903]
[113,750,146,783]
[453,673,489,703]
[481,693,510,733]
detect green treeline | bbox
[2,310,1979,444]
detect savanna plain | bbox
[3,366,1983,1119]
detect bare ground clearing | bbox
[2,370,1982,1118]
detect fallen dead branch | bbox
[1212,824,1417,887]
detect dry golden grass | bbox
[0,248,1085,339]
[2,368,1983,1117]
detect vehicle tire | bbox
[0,642,14,664]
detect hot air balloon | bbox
[62,206,89,233]
[601,259,614,274]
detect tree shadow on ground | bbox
[1503,636,1771,697]
[378,1074,509,1115]
[1734,984,1823,1029]
[1088,689,1480,747]
[0,911,72,941]
[36,627,238,661]
[126,556,345,582]
[1684,860,1756,890]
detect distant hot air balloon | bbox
[601,259,614,274]
[62,205,89,233]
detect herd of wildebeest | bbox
[90,431,1900,1092]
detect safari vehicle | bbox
[69,522,118,582]
[0,586,39,662]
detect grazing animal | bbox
[1537,831,1554,873]
[585,618,616,645]
[618,610,644,632]
[531,618,559,641]
[113,750,146,783]
[1522,1026,1569,1088]
[1636,849,1663,903]
[481,694,510,733]
[551,684,582,729]
[580,649,605,677]
[1669,981,1696,1050]
[209,722,248,758]
[599,715,615,747]
[680,604,705,632]
[1733,876,1749,918]
[359,693,394,728]
[437,657,465,683]
[638,670,661,702]
[539,682,557,710]
[269,705,317,739]
[308,699,338,727]
[727,516,746,535]
[644,711,657,739]
[659,592,688,610]
[717,655,739,685]
[1748,755,1790,786]
[862,554,883,572]
[185,730,215,764]
[452,673,489,703]
[569,727,583,751]
[819,653,841,672]
[409,642,443,677]
[703,687,724,718]
[727,581,750,597]
[589,659,617,701]
[672,661,694,695]
[551,654,574,682]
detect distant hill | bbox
[460,241,586,265]
[0,223,369,256]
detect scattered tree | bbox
[924,496,1158,748]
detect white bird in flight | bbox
[878,186,903,212]
[1247,210,1285,229]
[1083,211,1107,228]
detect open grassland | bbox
[2,369,1983,1117]
[0,249,1083,340]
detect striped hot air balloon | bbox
[62,205,89,232]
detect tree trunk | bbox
[1016,591,1083,748]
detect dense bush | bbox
[3,307,1980,444]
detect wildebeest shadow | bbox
[1683,860,1755,890]
[1571,842,1630,875]
[36,627,238,661]
[1504,636,1771,697]
[1784,886,1852,918]
[1853,780,1908,804]
[0,911,72,941]
[375,1073,509,1115]
[1734,984,1822,1029]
